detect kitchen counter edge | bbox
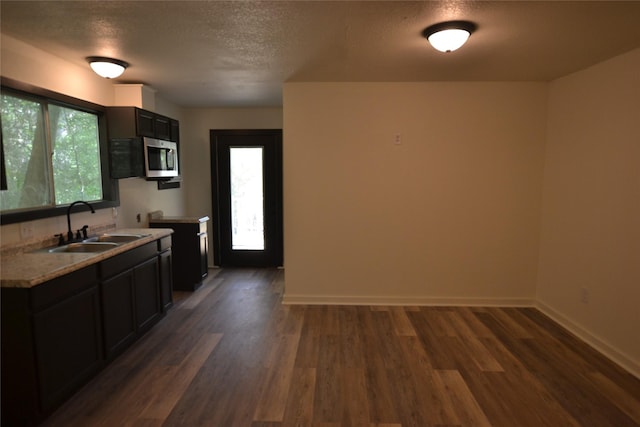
[0,228,174,289]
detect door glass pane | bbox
[230,147,264,250]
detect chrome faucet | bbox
[66,200,95,242]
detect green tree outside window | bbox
[0,92,103,212]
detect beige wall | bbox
[537,48,640,376]
[283,82,548,305]
[0,35,185,247]
[1,35,114,106]
[180,108,283,265]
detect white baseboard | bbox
[536,300,640,380]
[282,294,535,307]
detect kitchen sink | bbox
[33,233,150,254]
[84,233,150,244]
[47,242,119,253]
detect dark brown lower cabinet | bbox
[100,241,162,360]
[1,265,102,427]
[149,217,208,291]
[101,269,137,359]
[159,248,173,310]
[33,286,102,412]
[134,256,161,331]
[1,237,172,426]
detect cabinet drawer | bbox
[100,242,158,279]
[158,235,172,252]
[30,265,99,312]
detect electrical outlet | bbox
[393,133,402,145]
[580,287,590,304]
[20,221,35,240]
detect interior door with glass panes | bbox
[210,129,283,267]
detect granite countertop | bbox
[149,215,210,224]
[0,228,173,289]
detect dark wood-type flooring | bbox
[43,268,640,427]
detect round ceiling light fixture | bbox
[422,21,477,53]
[86,56,129,79]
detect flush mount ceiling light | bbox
[422,21,477,53]
[86,56,129,79]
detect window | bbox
[230,146,265,250]
[0,78,118,224]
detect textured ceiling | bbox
[2,1,640,107]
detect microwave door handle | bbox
[167,149,174,170]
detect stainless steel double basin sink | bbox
[44,233,150,253]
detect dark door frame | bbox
[210,129,283,267]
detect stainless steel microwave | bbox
[144,137,179,179]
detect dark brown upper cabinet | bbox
[106,107,179,142]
